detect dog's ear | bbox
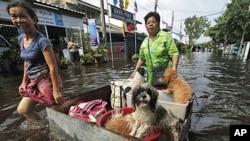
[131,85,140,108]
[164,69,177,84]
[148,85,158,111]
[138,67,145,76]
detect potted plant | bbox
[132,54,139,62]
[92,45,108,63]
[8,36,23,65]
[3,36,24,72]
[82,52,94,65]
[60,57,68,69]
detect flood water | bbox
[0,52,249,141]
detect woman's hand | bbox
[172,64,177,73]
[18,82,28,96]
[53,90,65,105]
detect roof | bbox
[77,1,108,14]
[32,1,85,16]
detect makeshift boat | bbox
[46,84,193,141]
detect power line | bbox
[174,11,224,22]
[158,5,223,14]
[137,2,153,12]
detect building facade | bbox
[0,0,144,63]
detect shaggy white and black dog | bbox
[105,83,183,140]
[121,67,146,107]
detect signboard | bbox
[88,19,99,48]
[63,16,84,30]
[0,1,83,30]
[109,4,135,24]
[35,8,64,26]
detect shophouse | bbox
[0,0,144,64]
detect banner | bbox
[134,0,138,13]
[124,0,130,9]
[88,19,99,48]
[113,0,118,6]
[121,22,125,37]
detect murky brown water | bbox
[0,52,249,141]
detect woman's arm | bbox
[67,41,73,49]
[135,58,144,71]
[172,55,179,71]
[43,47,65,105]
[131,58,144,78]
[21,61,28,83]
[167,35,179,71]
[18,61,29,95]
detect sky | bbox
[82,0,231,43]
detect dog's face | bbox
[131,83,158,111]
[164,68,177,84]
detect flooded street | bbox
[0,52,249,141]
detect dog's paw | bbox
[162,89,170,94]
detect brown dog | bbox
[162,68,193,104]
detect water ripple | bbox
[0,52,249,141]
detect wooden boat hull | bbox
[46,84,193,141]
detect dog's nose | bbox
[142,94,146,99]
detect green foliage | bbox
[81,45,108,64]
[215,48,223,56]
[8,36,23,64]
[206,0,250,45]
[93,45,108,58]
[182,45,190,53]
[132,54,139,62]
[81,53,94,64]
[83,33,90,53]
[60,57,68,65]
[184,16,211,45]
[196,41,213,49]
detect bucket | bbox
[96,107,163,141]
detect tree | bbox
[184,15,210,45]
[204,16,227,48]
[205,0,250,46]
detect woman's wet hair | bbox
[144,12,160,25]
[7,0,38,24]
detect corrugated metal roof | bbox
[33,1,85,16]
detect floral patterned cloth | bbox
[139,30,179,84]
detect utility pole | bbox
[154,0,158,12]
[238,24,247,57]
[238,5,250,57]
[180,20,182,41]
[100,0,107,47]
[170,11,174,37]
